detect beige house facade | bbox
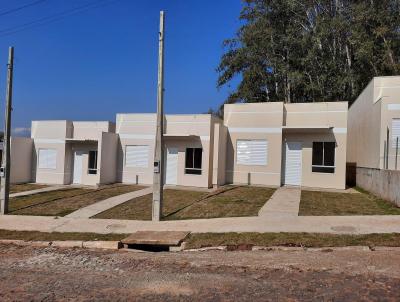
[347,76,400,170]
[10,101,348,190]
[31,120,118,186]
[116,113,225,188]
[224,102,348,189]
[10,137,33,184]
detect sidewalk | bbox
[2,186,400,235]
[65,187,152,219]
[0,212,400,235]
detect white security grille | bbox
[165,148,178,185]
[236,140,268,165]
[284,142,302,186]
[125,145,149,168]
[38,149,57,169]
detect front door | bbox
[284,142,302,186]
[73,151,84,184]
[165,147,178,185]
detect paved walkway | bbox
[65,187,153,219]
[10,185,69,198]
[259,186,300,217]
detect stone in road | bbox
[0,244,399,301]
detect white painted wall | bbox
[10,137,33,184]
[99,132,118,184]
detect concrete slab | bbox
[258,186,301,217]
[121,231,190,246]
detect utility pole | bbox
[152,11,165,221]
[0,47,14,215]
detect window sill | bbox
[185,169,202,175]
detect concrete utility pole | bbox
[152,11,165,221]
[0,47,14,215]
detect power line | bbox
[0,0,121,37]
[0,0,48,17]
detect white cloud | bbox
[12,127,31,137]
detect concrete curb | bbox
[183,245,400,252]
[51,241,83,248]
[0,239,52,247]
[252,245,372,252]
[0,239,122,250]
[184,246,228,252]
[83,241,122,250]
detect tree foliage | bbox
[217,0,400,105]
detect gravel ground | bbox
[0,244,399,301]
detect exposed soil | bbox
[0,243,399,301]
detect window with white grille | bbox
[236,140,268,165]
[185,148,202,175]
[312,142,335,173]
[88,150,98,175]
[125,145,149,168]
[392,119,400,148]
[38,149,57,169]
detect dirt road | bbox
[0,244,399,301]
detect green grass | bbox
[0,229,125,241]
[10,183,48,194]
[299,189,400,216]
[166,186,275,220]
[185,232,400,249]
[93,189,208,220]
[93,186,275,221]
[9,184,145,217]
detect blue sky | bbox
[0,0,242,135]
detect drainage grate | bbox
[121,231,190,252]
[123,243,170,252]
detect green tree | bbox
[217,0,400,106]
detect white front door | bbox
[165,148,178,185]
[284,142,302,186]
[73,151,84,184]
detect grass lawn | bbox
[93,189,208,220]
[299,188,400,216]
[185,232,400,249]
[10,183,48,194]
[0,230,400,249]
[93,186,276,220]
[9,184,144,217]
